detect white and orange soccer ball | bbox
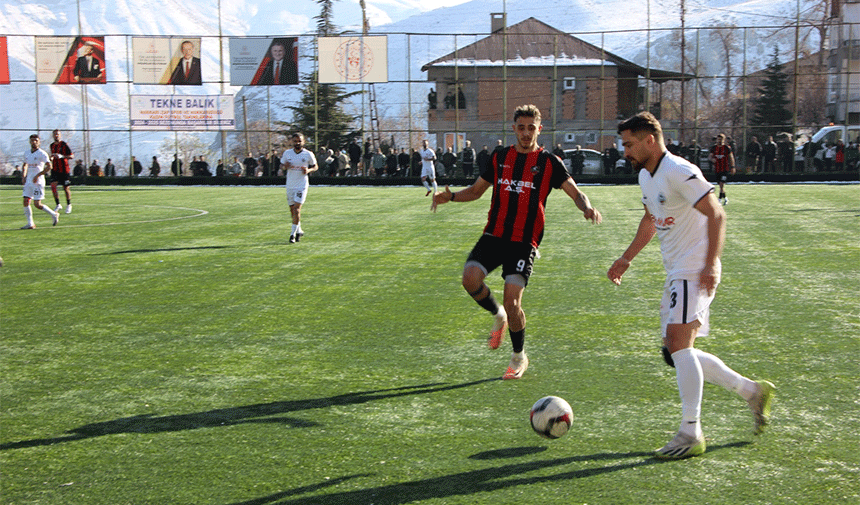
[529,396,573,439]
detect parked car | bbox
[562,148,604,175]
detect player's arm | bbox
[693,192,725,295]
[431,177,491,212]
[38,159,53,178]
[21,162,29,184]
[305,163,317,175]
[560,178,601,224]
[608,205,656,285]
[728,150,736,174]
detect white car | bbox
[562,148,604,175]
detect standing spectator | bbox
[745,136,762,174]
[457,86,466,109]
[552,143,565,160]
[215,159,224,176]
[199,156,211,176]
[443,90,455,109]
[492,139,505,158]
[777,134,794,173]
[684,140,701,168]
[131,156,143,176]
[385,149,398,177]
[708,134,735,205]
[411,148,421,178]
[243,153,258,177]
[104,158,116,177]
[258,152,269,177]
[228,157,243,176]
[476,145,491,175]
[430,104,602,380]
[336,148,350,177]
[363,138,373,176]
[89,159,101,176]
[348,139,362,176]
[610,111,774,460]
[460,140,476,178]
[427,88,437,110]
[150,156,161,177]
[398,148,410,176]
[834,140,845,171]
[419,139,437,197]
[270,150,281,176]
[72,160,85,177]
[280,132,318,244]
[170,154,181,176]
[442,147,457,177]
[20,133,60,229]
[823,143,835,171]
[762,136,777,172]
[49,129,74,213]
[569,145,585,175]
[371,148,386,177]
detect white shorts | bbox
[421,163,436,179]
[23,183,45,201]
[660,277,716,338]
[286,187,308,206]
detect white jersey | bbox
[24,148,50,186]
[639,152,717,279]
[420,148,436,171]
[281,148,316,189]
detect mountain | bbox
[0,0,820,169]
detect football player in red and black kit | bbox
[49,129,74,214]
[432,104,602,380]
[708,133,735,205]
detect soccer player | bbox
[708,133,735,205]
[432,104,602,380]
[419,139,437,198]
[21,134,60,229]
[610,112,774,459]
[280,132,317,243]
[49,129,74,213]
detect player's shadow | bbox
[98,245,231,255]
[0,379,497,451]
[228,442,752,505]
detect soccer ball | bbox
[530,396,573,439]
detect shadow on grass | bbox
[228,442,752,505]
[98,245,231,254]
[0,379,497,451]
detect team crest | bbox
[530,165,542,174]
[658,193,667,205]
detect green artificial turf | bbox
[1,183,858,504]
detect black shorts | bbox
[711,170,731,183]
[51,171,71,187]
[466,234,537,287]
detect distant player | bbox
[419,139,437,198]
[611,112,774,459]
[280,132,317,244]
[49,129,74,213]
[708,133,735,205]
[21,134,60,229]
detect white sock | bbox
[432,179,438,195]
[297,222,303,234]
[24,206,33,226]
[422,178,431,191]
[672,348,703,437]
[41,206,58,218]
[291,224,298,236]
[695,349,757,401]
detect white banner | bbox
[318,36,387,84]
[130,95,235,131]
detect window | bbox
[563,77,576,90]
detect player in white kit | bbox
[609,112,774,459]
[419,139,437,199]
[280,132,317,243]
[20,134,60,229]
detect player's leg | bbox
[50,180,62,211]
[501,280,528,380]
[63,180,72,212]
[463,237,507,349]
[22,196,35,229]
[34,199,59,226]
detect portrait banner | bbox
[130,95,235,131]
[133,37,202,85]
[229,37,298,86]
[36,36,106,84]
[318,36,388,84]
[0,37,9,84]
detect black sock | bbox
[476,292,500,315]
[719,191,726,199]
[510,329,525,353]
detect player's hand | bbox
[699,264,720,296]
[431,185,452,213]
[607,257,630,285]
[584,207,602,224]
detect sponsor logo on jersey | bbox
[498,178,535,193]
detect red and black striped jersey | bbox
[50,141,72,174]
[710,144,732,173]
[480,146,570,248]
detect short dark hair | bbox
[617,112,663,143]
[29,134,39,139]
[513,104,541,123]
[291,132,304,139]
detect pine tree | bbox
[282,0,362,151]
[752,46,793,137]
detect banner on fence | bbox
[318,36,387,84]
[229,37,299,86]
[36,36,106,84]
[130,95,235,131]
[133,37,202,85]
[0,37,9,84]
